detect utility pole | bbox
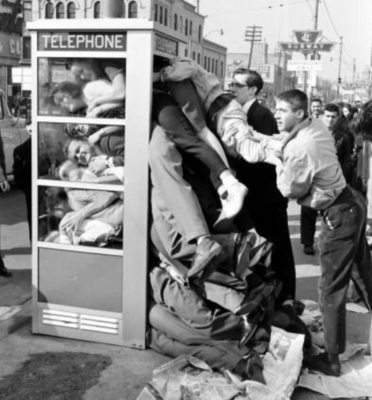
[245,25,262,69]
[352,58,356,84]
[337,36,343,99]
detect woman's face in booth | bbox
[343,107,350,118]
[67,140,95,166]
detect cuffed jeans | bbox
[318,186,372,355]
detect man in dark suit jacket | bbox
[231,68,296,301]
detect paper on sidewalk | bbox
[299,352,372,398]
[137,327,304,400]
[262,326,304,399]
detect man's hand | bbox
[88,155,108,175]
[0,180,10,193]
[160,262,188,286]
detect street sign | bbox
[293,30,322,44]
[280,41,335,54]
[287,60,322,72]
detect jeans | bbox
[318,186,372,355]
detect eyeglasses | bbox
[230,81,246,89]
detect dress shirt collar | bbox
[242,98,256,115]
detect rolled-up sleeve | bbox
[276,149,312,199]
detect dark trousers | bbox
[231,157,296,300]
[318,186,372,355]
[300,205,318,246]
[248,200,295,301]
[152,88,226,192]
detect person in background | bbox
[310,98,323,119]
[230,68,296,302]
[0,134,11,277]
[300,103,352,256]
[13,136,32,241]
[275,89,372,377]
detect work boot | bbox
[214,182,248,231]
[303,244,315,255]
[305,353,341,377]
[187,237,223,280]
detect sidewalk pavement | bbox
[0,190,370,400]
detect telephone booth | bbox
[28,19,178,348]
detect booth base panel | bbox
[33,303,145,348]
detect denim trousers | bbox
[318,185,372,355]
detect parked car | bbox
[0,89,30,179]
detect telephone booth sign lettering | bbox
[38,32,127,51]
[155,34,178,56]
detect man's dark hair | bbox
[324,103,339,115]
[277,89,308,114]
[233,68,264,96]
[353,99,372,137]
[311,97,322,105]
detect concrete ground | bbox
[0,189,371,400]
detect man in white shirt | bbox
[275,89,372,377]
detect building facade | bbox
[0,0,24,111]
[29,0,226,78]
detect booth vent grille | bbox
[42,310,119,335]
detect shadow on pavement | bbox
[2,247,31,256]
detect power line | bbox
[322,0,354,62]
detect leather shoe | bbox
[0,265,12,278]
[239,307,265,349]
[187,237,223,280]
[305,353,341,377]
[303,245,315,255]
[273,305,312,349]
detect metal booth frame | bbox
[28,19,177,348]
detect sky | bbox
[192,0,372,82]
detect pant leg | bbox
[168,79,208,133]
[350,191,372,310]
[152,90,225,191]
[300,205,318,246]
[150,267,242,341]
[147,306,246,370]
[247,201,296,300]
[149,125,209,245]
[318,188,369,355]
[23,187,32,241]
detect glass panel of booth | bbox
[35,54,126,250]
[37,57,126,118]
